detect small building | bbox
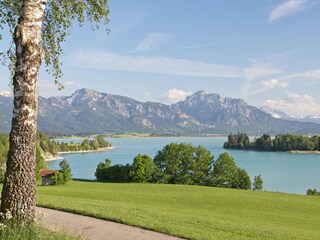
[39,169,60,185]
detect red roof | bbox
[39,170,59,177]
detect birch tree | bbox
[0,0,109,222]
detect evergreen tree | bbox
[253,175,263,191]
[59,160,72,184]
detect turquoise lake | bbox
[48,137,320,195]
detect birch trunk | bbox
[1,0,47,222]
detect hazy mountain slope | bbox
[260,106,320,124]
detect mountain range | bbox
[1,89,320,135]
[260,106,320,124]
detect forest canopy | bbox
[224,133,320,151]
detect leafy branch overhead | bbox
[0,0,110,84]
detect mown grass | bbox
[36,181,320,240]
[0,223,81,240]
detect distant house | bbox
[39,169,60,185]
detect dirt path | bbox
[37,207,184,240]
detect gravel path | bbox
[37,207,184,240]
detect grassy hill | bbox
[36,181,320,240]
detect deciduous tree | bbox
[130,154,155,183]
[0,0,110,222]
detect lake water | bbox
[48,137,320,195]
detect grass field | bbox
[36,181,320,240]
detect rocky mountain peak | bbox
[72,88,101,98]
[65,88,103,106]
[1,88,320,134]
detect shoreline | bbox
[44,146,115,162]
[225,148,320,154]
[51,134,229,139]
[289,150,320,154]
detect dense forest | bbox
[0,133,47,182]
[224,132,320,151]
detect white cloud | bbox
[131,33,173,53]
[0,90,11,97]
[182,41,218,49]
[272,69,320,83]
[63,81,82,87]
[244,55,285,81]
[39,80,82,97]
[242,68,320,97]
[66,49,242,78]
[144,91,150,96]
[294,70,320,80]
[160,89,192,103]
[269,0,312,22]
[241,53,287,96]
[263,93,320,115]
[38,81,58,97]
[244,64,282,81]
[257,79,289,91]
[304,70,320,79]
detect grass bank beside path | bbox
[36,181,320,240]
[0,223,81,240]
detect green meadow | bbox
[36,181,320,240]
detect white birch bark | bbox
[1,0,47,222]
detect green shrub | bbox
[51,160,72,185]
[51,171,65,185]
[95,159,131,182]
[306,188,319,196]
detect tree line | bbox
[224,132,320,151]
[0,131,109,182]
[0,134,9,183]
[0,133,48,183]
[38,132,112,156]
[307,188,319,196]
[95,143,263,191]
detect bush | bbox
[51,160,72,185]
[51,171,65,185]
[306,188,319,196]
[95,159,131,182]
[95,159,111,181]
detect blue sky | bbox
[1,0,320,116]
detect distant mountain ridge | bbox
[1,88,320,135]
[260,106,320,124]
